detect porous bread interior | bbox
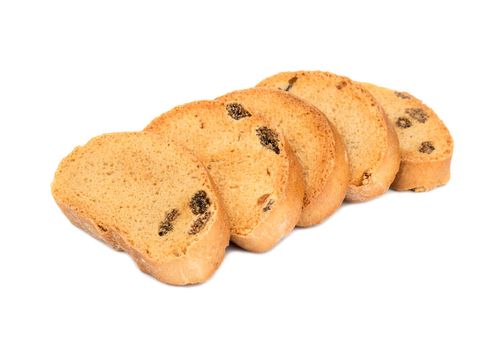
[146,101,289,237]
[217,88,334,208]
[362,83,453,161]
[258,71,388,187]
[52,132,217,261]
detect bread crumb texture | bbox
[52,132,222,261]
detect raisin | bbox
[188,211,211,235]
[166,208,180,221]
[256,126,280,154]
[285,76,298,91]
[226,103,251,120]
[396,117,412,128]
[419,141,435,154]
[189,190,211,215]
[362,171,371,185]
[405,108,428,123]
[394,91,411,99]
[263,199,275,212]
[158,222,173,236]
[158,208,180,236]
[336,80,348,90]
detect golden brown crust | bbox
[257,71,401,202]
[391,157,451,191]
[55,199,125,251]
[361,82,453,191]
[297,121,350,225]
[216,87,349,227]
[55,198,230,285]
[131,200,230,285]
[52,132,230,285]
[145,100,304,252]
[231,139,304,252]
[345,106,401,201]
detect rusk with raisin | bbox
[217,88,349,226]
[257,71,400,202]
[145,100,304,252]
[51,132,230,285]
[361,83,453,191]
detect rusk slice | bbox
[257,71,400,202]
[216,88,349,226]
[145,100,304,252]
[51,132,230,285]
[361,83,454,191]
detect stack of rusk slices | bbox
[52,71,453,285]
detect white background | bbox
[1,1,493,349]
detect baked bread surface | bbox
[361,82,453,191]
[217,87,349,226]
[52,132,230,285]
[145,100,304,252]
[257,71,400,202]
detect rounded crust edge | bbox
[146,101,304,253]
[230,139,304,252]
[391,156,452,191]
[297,121,350,226]
[345,105,401,202]
[360,82,454,192]
[257,71,401,203]
[51,133,231,286]
[216,86,347,227]
[52,195,230,286]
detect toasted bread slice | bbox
[51,132,230,285]
[216,88,349,226]
[361,83,454,191]
[145,100,304,252]
[257,71,400,202]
